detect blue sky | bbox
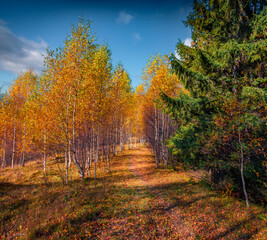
[0,0,193,91]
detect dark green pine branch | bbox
[170,55,211,96]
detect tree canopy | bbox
[161,0,266,205]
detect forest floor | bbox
[0,146,266,239]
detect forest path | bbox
[126,147,194,239]
[97,146,195,239]
[1,146,265,239]
[97,146,266,240]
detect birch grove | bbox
[0,20,135,182]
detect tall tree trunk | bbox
[11,124,16,169]
[65,91,71,182]
[135,111,138,149]
[89,130,94,177]
[130,132,132,149]
[107,146,110,173]
[120,116,123,152]
[238,128,249,207]
[102,143,104,162]
[165,115,170,168]
[68,139,72,167]
[43,129,47,172]
[160,112,166,169]
[107,128,111,173]
[21,151,25,167]
[21,123,26,167]
[2,125,7,169]
[115,116,118,155]
[85,145,89,177]
[94,126,100,179]
[65,148,68,184]
[72,99,84,180]
[154,107,158,168]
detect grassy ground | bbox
[0,146,266,239]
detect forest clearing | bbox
[0,145,266,239]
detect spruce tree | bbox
[162,0,266,206]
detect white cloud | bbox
[174,50,180,60]
[0,19,7,26]
[116,11,134,24]
[184,37,192,47]
[174,37,193,60]
[0,20,48,74]
[132,32,141,41]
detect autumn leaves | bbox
[0,16,187,184]
[0,20,136,182]
[139,55,183,169]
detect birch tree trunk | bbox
[21,123,26,167]
[1,126,7,169]
[72,99,84,180]
[135,111,138,149]
[11,124,16,169]
[162,113,167,170]
[154,107,158,168]
[107,128,111,173]
[130,133,132,149]
[120,116,123,152]
[65,148,68,184]
[115,116,118,155]
[43,129,47,172]
[238,128,249,207]
[89,130,94,177]
[94,126,100,179]
[85,145,89,177]
[68,139,71,167]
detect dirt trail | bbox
[127,148,195,239]
[1,146,265,239]
[98,147,195,239]
[95,147,266,240]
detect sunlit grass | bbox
[0,146,266,239]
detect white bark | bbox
[11,124,16,169]
[238,128,249,207]
[43,129,47,172]
[72,99,84,180]
[154,107,158,168]
[2,126,7,168]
